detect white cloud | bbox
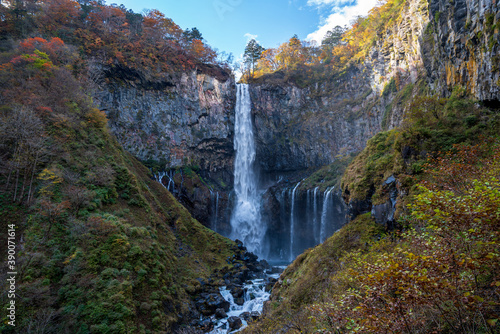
[307,0,355,7]
[307,0,379,44]
[244,33,258,42]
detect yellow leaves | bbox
[487,319,498,327]
[37,168,63,196]
[38,168,63,184]
[86,108,108,128]
[485,253,497,260]
[64,251,78,265]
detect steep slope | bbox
[0,37,244,333]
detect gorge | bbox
[0,0,499,332]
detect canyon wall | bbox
[94,69,236,231]
[95,0,500,255]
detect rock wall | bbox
[425,0,500,101]
[250,0,431,174]
[250,77,384,173]
[95,70,236,187]
[94,70,236,231]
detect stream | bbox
[208,269,283,333]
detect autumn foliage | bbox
[0,0,228,80]
[244,0,405,82]
[312,141,500,333]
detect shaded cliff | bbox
[93,68,236,232]
[95,69,236,188]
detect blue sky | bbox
[114,0,378,61]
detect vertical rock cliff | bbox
[94,69,236,231]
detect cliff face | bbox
[94,70,236,230]
[250,78,383,173]
[250,0,430,174]
[425,0,500,101]
[95,70,236,186]
[251,0,500,176]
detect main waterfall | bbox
[231,84,266,256]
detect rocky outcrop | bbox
[250,0,500,176]
[250,77,384,173]
[425,0,500,101]
[94,69,237,232]
[95,70,236,187]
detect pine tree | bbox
[243,39,265,78]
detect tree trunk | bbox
[27,153,39,204]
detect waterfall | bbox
[166,170,175,193]
[320,187,334,243]
[230,84,265,256]
[154,170,175,193]
[154,171,166,188]
[215,192,219,229]
[313,187,319,244]
[289,182,301,261]
[210,190,219,233]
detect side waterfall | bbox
[230,84,265,256]
[320,187,334,243]
[289,182,301,261]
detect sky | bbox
[114,0,379,62]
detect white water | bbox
[154,170,175,193]
[313,187,319,244]
[210,190,220,232]
[289,182,301,261]
[320,187,334,243]
[230,84,265,256]
[209,272,281,333]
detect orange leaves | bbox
[17,37,69,66]
[38,0,81,33]
[86,108,108,129]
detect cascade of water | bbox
[320,187,334,243]
[210,271,281,334]
[166,170,175,193]
[155,170,175,193]
[306,189,311,232]
[313,187,319,244]
[154,171,166,188]
[215,192,219,231]
[230,84,265,256]
[289,182,301,262]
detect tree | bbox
[183,27,203,42]
[0,107,50,203]
[243,38,264,78]
[322,25,347,47]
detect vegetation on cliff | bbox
[0,0,232,83]
[241,0,406,85]
[0,25,238,334]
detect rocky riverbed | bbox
[177,240,282,333]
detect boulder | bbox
[215,308,227,319]
[228,316,243,331]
